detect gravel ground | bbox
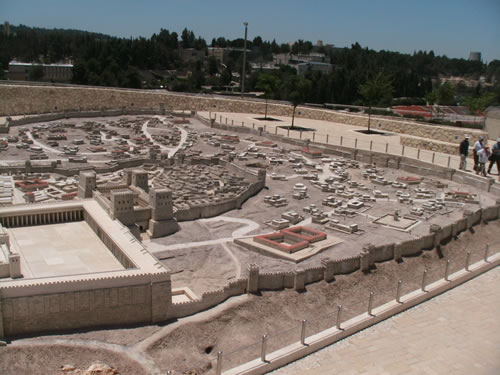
[0,344,148,375]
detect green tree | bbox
[282,76,311,129]
[207,56,218,76]
[358,72,393,132]
[256,73,280,119]
[436,82,456,105]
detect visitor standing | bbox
[473,136,484,172]
[487,138,500,175]
[477,145,490,177]
[458,135,470,170]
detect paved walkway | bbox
[272,266,500,375]
[199,111,499,176]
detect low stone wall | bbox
[167,279,247,319]
[166,203,500,321]
[174,179,264,222]
[400,135,462,155]
[0,84,488,141]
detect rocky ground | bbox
[1,220,498,375]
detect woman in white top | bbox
[477,145,490,176]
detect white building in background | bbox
[7,60,73,82]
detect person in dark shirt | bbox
[459,135,470,170]
[488,138,500,175]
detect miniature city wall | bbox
[199,114,500,195]
[167,203,500,320]
[0,200,172,338]
[0,84,488,143]
[92,158,265,224]
[0,99,499,336]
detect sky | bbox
[2,0,500,62]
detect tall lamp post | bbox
[241,22,248,98]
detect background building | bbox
[7,61,73,82]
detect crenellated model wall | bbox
[0,200,172,338]
[166,204,500,320]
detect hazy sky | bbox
[2,0,499,62]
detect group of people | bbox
[459,135,500,177]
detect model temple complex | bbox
[0,84,499,374]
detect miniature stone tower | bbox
[78,170,96,199]
[110,190,140,238]
[147,188,178,238]
[131,170,149,192]
[110,191,135,225]
[9,253,22,278]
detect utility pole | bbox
[241,22,248,98]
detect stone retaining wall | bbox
[400,135,462,155]
[0,84,488,142]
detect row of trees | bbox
[1,24,499,110]
[256,70,394,131]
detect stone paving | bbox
[9,221,124,277]
[272,266,500,375]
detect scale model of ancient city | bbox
[0,86,499,374]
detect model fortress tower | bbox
[78,170,96,199]
[148,188,178,238]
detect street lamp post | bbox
[241,22,248,98]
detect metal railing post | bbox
[242,121,244,127]
[370,140,373,151]
[336,305,343,330]
[396,280,402,303]
[417,149,420,159]
[261,334,268,362]
[432,152,435,164]
[465,251,472,271]
[447,156,451,167]
[287,129,290,137]
[444,259,451,281]
[340,135,343,145]
[326,134,329,143]
[275,127,278,135]
[402,145,405,155]
[421,269,428,292]
[216,351,223,375]
[368,291,374,316]
[300,130,302,139]
[300,320,307,345]
[313,132,315,141]
[484,243,490,262]
[385,143,388,153]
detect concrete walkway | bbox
[199,111,499,177]
[272,266,500,375]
